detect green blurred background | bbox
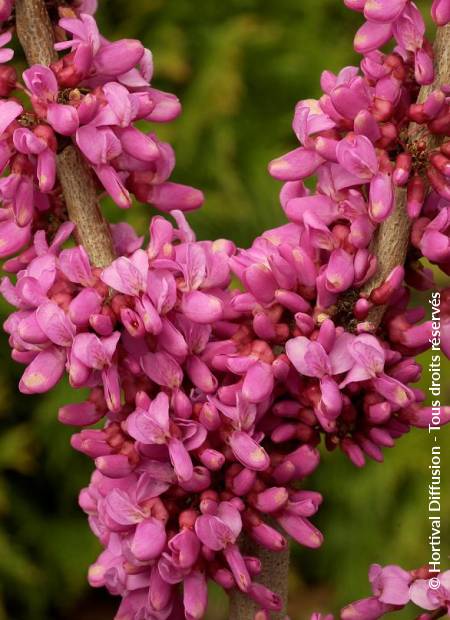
[1,1,449,618]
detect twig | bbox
[15,0,116,267]
[229,525,290,620]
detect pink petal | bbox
[0,100,22,136]
[141,351,183,388]
[325,249,355,293]
[104,489,142,526]
[369,173,394,222]
[19,346,66,394]
[341,596,395,620]
[242,361,274,403]
[278,513,323,548]
[146,88,182,122]
[183,570,208,620]
[186,355,218,394]
[0,218,31,259]
[286,336,311,376]
[23,65,58,100]
[149,392,170,431]
[168,437,193,482]
[432,0,450,26]
[36,301,75,346]
[101,365,121,412]
[195,514,231,551]
[59,246,94,286]
[229,431,270,471]
[223,544,251,592]
[126,408,166,445]
[101,256,145,296]
[118,126,159,162]
[58,401,103,426]
[409,580,438,611]
[243,264,278,304]
[331,82,370,120]
[181,290,223,324]
[269,147,325,181]
[364,0,408,23]
[336,134,378,180]
[304,341,332,378]
[94,164,131,209]
[94,39,145,77]
[37,148,56,192]
[373,375,414,407]
[69,288,102,327]
[323,331,350,370]
[340,363,373,388]
[148,182,204,212]
[47,103,79,136]
[320,376,342,419]
[350,334,385,375]
[354,21,393,54]
[131,517,167,561]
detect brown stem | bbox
[15,0,57,66]
[15,0,115,267]
[229,528,290,620]
[362,24,450,328]
[57,147,116,267]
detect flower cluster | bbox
[0,1,449,619]
[0,0,203,262]
[2,210,325,617]
[345,0,435,85]
[313,564,450,620]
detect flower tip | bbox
[268,157,285,176]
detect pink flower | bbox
[55,14,145,82]
[341,334,415,407]
[368,564,412,605]
[126,392,206,482]
[293,99,336,145]
[13,127,56,193]
[71,332,121,411]
[209,394,270,471]
[336,134,378,180]
[104,486,167,561]
[286,330,355,424]
[410,572,450,612]
[23,65,79,135]
[101,249,148,295]
[195,501,251,592]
